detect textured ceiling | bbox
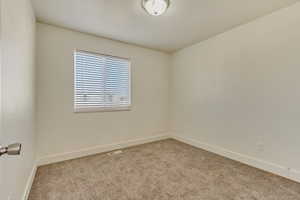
[31,0,299,52]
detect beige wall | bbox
[1,0,36,199]
[171,2,300,179]
[36,23,170,158]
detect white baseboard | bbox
[34,132,300,184]
[23,164,37,200]
[37,133,171,166]
[172,134,300,183]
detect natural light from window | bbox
[74,50,131,112]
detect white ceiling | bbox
[31,0,299,52]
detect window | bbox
[74,50,131,112]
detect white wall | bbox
[171,2,300,180]
[36,23,170,159]
[1,0,36,199]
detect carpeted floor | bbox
[29,139,300,200]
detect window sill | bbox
[74,106,131,113]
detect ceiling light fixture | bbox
[142,0,170,16]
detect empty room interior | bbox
[2,0,300,199]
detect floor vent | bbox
[107,150,123,156]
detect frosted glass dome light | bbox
[142,0,170,16]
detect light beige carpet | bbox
[29,139,300,200]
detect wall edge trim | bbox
[37,133,171,166]
[23,164,37,200]
[171,133,300,183]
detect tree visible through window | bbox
[74,50,131,112]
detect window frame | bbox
[73,49,132,113]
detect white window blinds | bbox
[74,50,131,112]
